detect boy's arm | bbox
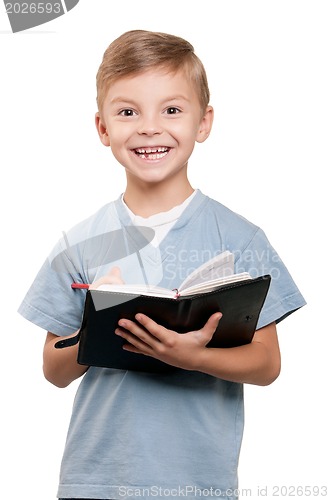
[43,331,88,388]
[115,314,281,386]
[43,266,124,388]
[196,321,281,385]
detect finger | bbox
[117,318,159,346]
[90,266,124,289]
[110,266,123,280]
[134,313,170,342]
[200,312,222,338]
[115,323,155,353]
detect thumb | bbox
[191,312,222,347]
[109,266,123,280]
[90,266,124,289]
[202,312,222,339]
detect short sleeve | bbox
[234,228,306,329]
[18,238,88,336]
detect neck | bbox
[123,178,194,217]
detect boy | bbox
[19,30,306,500]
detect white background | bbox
[1,1,328,499]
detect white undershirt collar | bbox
[121,190,197,245]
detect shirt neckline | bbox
[120,190,197,228]
[114,190,209,263]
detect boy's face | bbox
[95,68,213,186]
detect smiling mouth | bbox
[133,147,170,160]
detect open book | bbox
[56,251,271,372]
[96,250,251,298]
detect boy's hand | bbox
[114,312,222,371]
[89,266,124,289]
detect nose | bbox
[137,113,163,136]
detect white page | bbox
[179,251,235,291]
[180,272,251,296]
[96,283,174,298]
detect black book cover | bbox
[56,275,271,373]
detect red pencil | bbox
[71,283,90,289]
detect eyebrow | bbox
[109,95,191,106]
[161,95,191,103]
[109,97,138,106]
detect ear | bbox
[95,112,111,147]
[196,106,214,143]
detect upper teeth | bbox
[135,147,168,153]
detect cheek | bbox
[171,119,201,140]
[106,131,128,152]
[177,128,199,151]
[107,121,133,140]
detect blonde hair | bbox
[96,30,210,114]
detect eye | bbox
[165,107,181,115]
[118,109,136,117]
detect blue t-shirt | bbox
[18,191,306,500]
